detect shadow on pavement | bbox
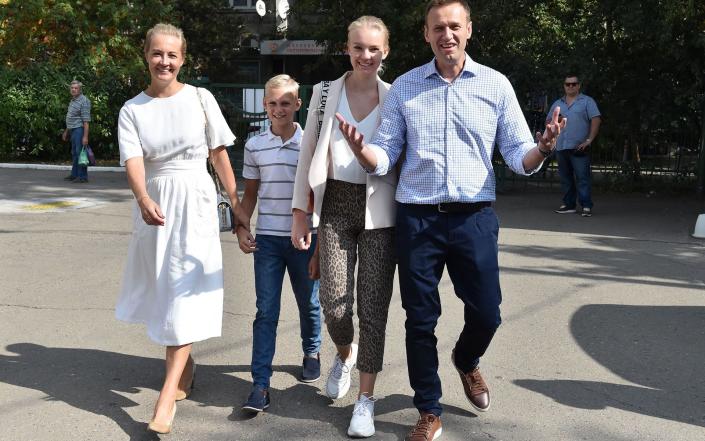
[0,169,132,203]
[501,235,704,290]
[495,190,704,241]
[514,304,705,428]
[0,345,477,440]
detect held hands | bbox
[536,107,567,152]
[82,136,89,146]
[291,209,312,250]
[236,225,257,253]
[335,113,365,154]
[232,204,250,231]
[137,196,165,226]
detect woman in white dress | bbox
[116,23,248,434]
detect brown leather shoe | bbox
[405,412,442,441]
[451,350,490,412]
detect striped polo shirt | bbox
[242,123,314,236]
[65,94,91,129]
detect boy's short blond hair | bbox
[264,74,300,97]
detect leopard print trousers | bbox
[318,179,396,373]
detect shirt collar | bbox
[423,53,477,79]
[265,122,302,147]
[560,93,585,103]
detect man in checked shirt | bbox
[335,1,566,440]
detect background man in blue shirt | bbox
[547,74,601,217]
[336,1,566,439]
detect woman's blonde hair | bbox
[143,23,187,56]
[347,16,390,51]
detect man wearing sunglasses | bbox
[547,74,601,217]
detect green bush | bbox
[0,60,147,162]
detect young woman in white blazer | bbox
[291,16,397,438]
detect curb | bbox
[0,163,124,172]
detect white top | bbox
[328,85,379,184]
[115,84,235,346]
[242,124,314,236]
[118,84,235,166]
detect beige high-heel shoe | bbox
[175,361,196,401]
[147,402,177,434]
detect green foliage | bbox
[289,0,705,169]
[0,0,244,161]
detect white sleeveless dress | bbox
[116,84,235,345]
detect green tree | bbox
[290,0,705,180]
[0,0,246,160]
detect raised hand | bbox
[536,106,567,150]
[335,113,365,154]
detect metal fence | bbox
[499,110,701,191]
[201,82,702,189]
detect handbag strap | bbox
[195,87,224,194]
[316,80,331,141]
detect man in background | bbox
[548,74,601,217]
[62,80,91,183]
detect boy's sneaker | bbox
[555,205,576,214]
[301,354,321,383]
[581,207,592,217]
[242,385,270,413]
[326,343,358,399]
[347,394,376,438]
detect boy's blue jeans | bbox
[70,127,88,180]
[251,234,321,389]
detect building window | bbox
[230,0,256,8]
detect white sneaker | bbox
[347,394,376,438]
[325,343,358,399]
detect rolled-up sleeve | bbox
[368,86,406,176]
[496,78,538,176]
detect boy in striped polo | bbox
[236,75,322,413]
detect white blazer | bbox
[292,73,397,229]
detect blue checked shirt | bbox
[368,55,537,204]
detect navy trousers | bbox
[396,203,502,417]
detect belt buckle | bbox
[437,202,448,213]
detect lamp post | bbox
[697,93,705,197]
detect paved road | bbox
[1,168,704,441]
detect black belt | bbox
[408,201,491,214]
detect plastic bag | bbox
[78,146,89,166]
[86,146,96,166]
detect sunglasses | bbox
[564,82,580,86]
